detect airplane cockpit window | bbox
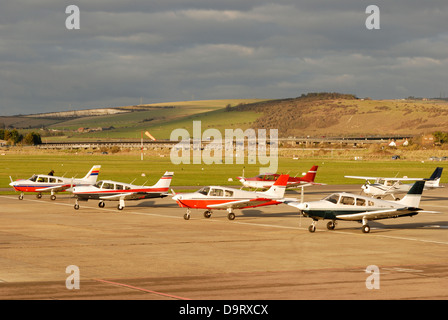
[49,178,56,183]
[95,181,103,188]
[37,177,47,183]
[225,190,234,197]
[102,182,114,189]
[210,188,223,197]
[58,179,63,183]
[340,196,355,205]
[29,175,38,182]
[116,184,124,190]
[356,198,366,206]
[125,186,131,190]
[197,187,210,196]
[324,194,339,204]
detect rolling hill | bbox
[2,94,448,140]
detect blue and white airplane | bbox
[345,167,443,200]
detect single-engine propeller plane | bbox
[283,180,429,233]
[72,171,173,210]
[237,165,322,189]
[345,167,443,200]
[9,165,101,200]
[172,174,289,220]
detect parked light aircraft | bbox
[345,167,443,200]
[237,165,322,189]
[9,165,101,200]
[172,174,289,220]
[283,181,428,233]
[72,171,173,210]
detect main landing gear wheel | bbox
[203,210,212,218]
[227,212,235,220]
[51,195,56,201]
[362,224,371,233]
[98,201,105,208]
[74,203,79,210]
[36,193,42,199]
[326,221,336,230]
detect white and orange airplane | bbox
[172,174,289,220]
[9,165,101,201]
[237,165,322,189]
[72,171,173,210]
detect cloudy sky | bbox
[1,0,447,115]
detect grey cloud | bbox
[0,1,447,115]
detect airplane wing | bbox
[286,182,326,188]
[35,185,72,192]
[99,192,146,201]
[207,198,275,209]
[345,175,423,181]
[336,207,423,221]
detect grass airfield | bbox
[1,151,447,192]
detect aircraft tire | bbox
[227,212,235,220]
[36,194,42,199]
[51,195,56,201]
[117,205,124,210]
[204,210,212,218]
[308,225,316,233]
[362,225,370,233]
[98,201,105,208]
[184,213,190,220]
[18,195,23,200]
[74,204,79,210]
[327,221,336,230]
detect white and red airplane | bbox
[172,174,289,220]
[237,165,322,189]
[9,165,101,201]
[72,171,174,210]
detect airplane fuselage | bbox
[173,186,282,210]
[299,192,417,221]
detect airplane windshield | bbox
[29,175,38,182]
[324,194,339,204]
[94,181,103,188]
[197,187,210,196]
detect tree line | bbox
[0,129,42,145]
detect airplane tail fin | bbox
[260,174,289,198]
[397,180,425,208]
[302,165,318,182]
[424,167,443,188]
[152,171,174,190]
[80,165,101,184]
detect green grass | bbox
[45,99,265,140]
[2,154,445,195]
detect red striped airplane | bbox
[237,165,322,189]
[9,165,101,200]
[172,174,289,220]
[72,171,173,210]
